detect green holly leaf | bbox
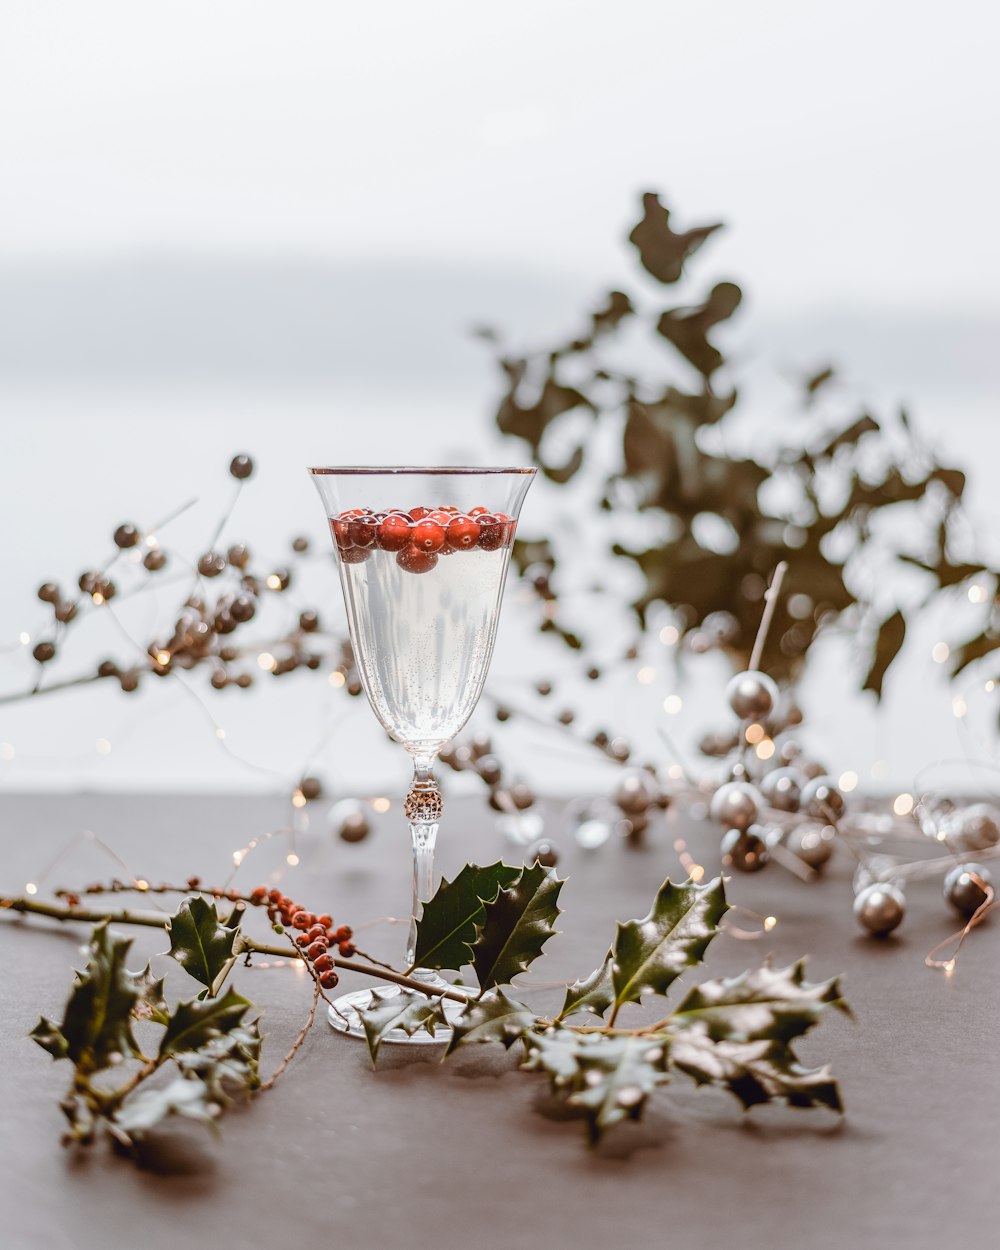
[670,960,848,1045]
[609,877,728,1015]
[446,989,537,1055]
[166,896,238,989]
[471,862,564,991]
[174,1020,263,1100]
[670,1032,842,1112]
[111,1076,222,1142]
[524,1030,671,1144]
[29,1017,69,1060]
[31,924,147,1074]
[158,987,253,1058]
[413,861,521,973]
[559,951,615,1020]
[357,989,449,1064]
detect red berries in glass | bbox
[331,505,515,574]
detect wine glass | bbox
[309,466,535,1040]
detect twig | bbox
[749,560,788,672]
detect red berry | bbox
[468,506,490,516]
[306,939,328,959]
[307,924,326,941]
[292,912,311,930]
[313,952,335,973]
[319,969,339,989]
[338,941,356,958]
[333,925,353,942]
[268,889,282,904]
[409,506,430,521]
[340,546,371,564]
[349,514,378,548]
[295,932,310,946]
[445,515,480,551]
[476,514,504,550]
[250,887,267,904]
[397,546,438,574]
[376,513,410,551]
[331,519,354,551]
[426,509,452,524]
[411,521,445,553]
[318,914,333,928]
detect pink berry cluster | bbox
[331,505,516,574]
[250,886,355,989]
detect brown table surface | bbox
[1,793,996,1250]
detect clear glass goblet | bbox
[309,466,535,1041]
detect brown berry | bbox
[319,969,339,989]
[313,953,335,973]
[230,454,254,480]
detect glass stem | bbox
[404,754,442,971]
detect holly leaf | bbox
[413,861,521,973]
[559,951,615,1020]
[111,1076,222,1142]
[670,1032,842,1112]
[158,987,252,1058]
[174,1020,263,1101]
[167,896,238,989]
[610,877,728,1013]
[357,989,449,1063]
[471,862,564,991]
[524,1031,671,1144]
[446,988,537,1055]
[31,924,148,1074]
[670,960,848,1044]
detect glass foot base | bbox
[327,981,472,1045]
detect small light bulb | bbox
[745,722,765,745]
[155,649,171,666]
[92,592,105,606]
[931,642,950,664]
[688,863,705,883]
[667,763,684,781]
[763,915,777,931]
[145,535,159,548]
[755,738,775,760]
[25,882,38,895]
[659,625,679,646]
[328,670,346,687]
[258,652,276,671]
[135,879,149,891]
[372,796,390,813]
[291,790,306,809]
[663,694,683,715]
[944,959,955,974]
[266,574,282,590]
[636,666,656,685]
[18,632,30,645]
[968,585,987,604]
[952,696,968,718]
[232,849,245,866]
[839,770,859,793]
[215,727,226,740]
[286,853,300,866]
[893,792,914,817]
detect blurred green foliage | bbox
[489,191,990,691]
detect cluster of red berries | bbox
[249,886,355,990]
[330,505,516,574]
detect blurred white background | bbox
[1,1,998,797]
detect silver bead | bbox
[800,776,845,822]
[709,781,761,833]
[778,738,803,763]
[785,821,834,869]
[943,863,992,917]
[614,770,654,816]
[854,882,905,936]
[798,759,828,780]
[759,767,803,813]
[948,804,1000,852]
[726,670,779,721]
[721,825,770,872]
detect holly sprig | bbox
[8,861,846,1159]
[357,862,848,1145]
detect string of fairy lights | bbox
[2,462,998,975]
